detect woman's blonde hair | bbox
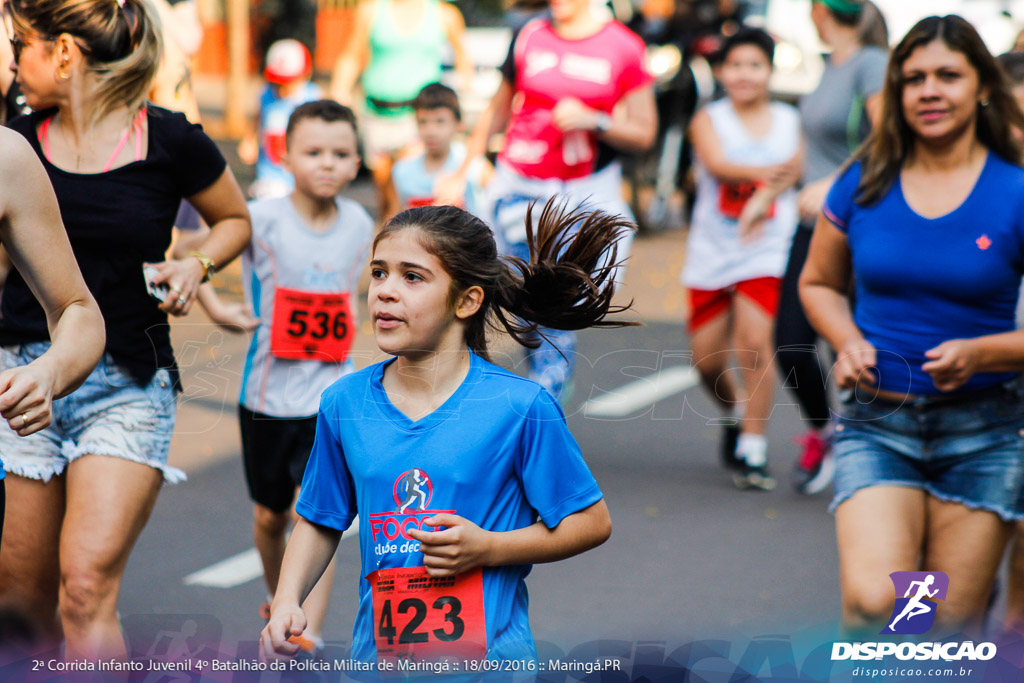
[6,0,162,119]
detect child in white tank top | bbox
[682,28,802,491]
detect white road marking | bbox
[183,517,360,588]
[582,365,700,418]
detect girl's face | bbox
[720,44,772,106]
[900,39,987,145]
[369,229,463,358]
[549,0,589,25]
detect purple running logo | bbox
[882,571,949,635]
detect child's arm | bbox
[329,1,374,106]
[738,141,805,242]
[689,108,798,185]
[407,499,611,577]
[261,517,343,659]
[195,284,259,333]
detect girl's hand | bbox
[145,258,205,317]
[408,514,495,577]
[552,98,599,132]
[834,337,877,390]
[0,361,57,436]
[922,339,980,392]
[260,602,307,661]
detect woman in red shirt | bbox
[440,0,655,401]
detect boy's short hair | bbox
[998,52,1024,86]
[412,83,461,121]
[285,99,359,143]
[720,27,776,65]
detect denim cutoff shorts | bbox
[829,379,1024,520]
[0,342,183,484]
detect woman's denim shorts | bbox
[0,342,183,484]
[829,379,1024,521]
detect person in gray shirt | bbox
[775,0,888,495]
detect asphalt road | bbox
[98,319,852,677]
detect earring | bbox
[980,98,991,107]
[56,57,71,81]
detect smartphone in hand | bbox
[143,265,169,302]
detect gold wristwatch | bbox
[189,251,216,283]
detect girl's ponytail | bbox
[375,199,639,362]
[491,199,638,347]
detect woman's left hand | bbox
[145,257,205,316]
[408,514,495,577]
[0,361,57,436]
[922,339,980,392]
[552,98,599,132]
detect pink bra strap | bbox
[38,109,145,171]
[103,108,146,173]
[39,116,53,163]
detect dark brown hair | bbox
[374,200,639,361]
[413,82,461,121]
[286,99,358,142]
[6,0,162,119]
[853,15,1024,205]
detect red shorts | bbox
[688,277,781,332]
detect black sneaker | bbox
[720,423,743,470]
[733,462,777,491]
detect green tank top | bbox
[363,0,446,116]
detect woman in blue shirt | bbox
[801,15,1024,636]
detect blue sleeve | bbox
[295,395,357,531]
[822,162,863,233]
[515,390,603,529]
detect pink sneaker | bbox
[792,429,834,495]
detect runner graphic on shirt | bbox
[397,469,431,512]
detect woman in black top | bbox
[0,0,250,660]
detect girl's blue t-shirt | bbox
[296,351,603,662]
[823,154,1024,395]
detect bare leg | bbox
[0,473,65,639]
[690,309,738,412]
[731,295,776,436]
[1004,522,1024,632]
[60,455,162,660]
[836,486,925,636]
[253,504,289,597]
[922,496,1011,637]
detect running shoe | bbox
[792,429,834,495]
[733,462,777,491]
[720,423,743,470]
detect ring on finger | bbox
[177,295,188,306]
[170,285,183,294]
[20,412,29,428]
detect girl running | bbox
[801,15,1024,635]
[683,28,802,490]
[261,200,632,663]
